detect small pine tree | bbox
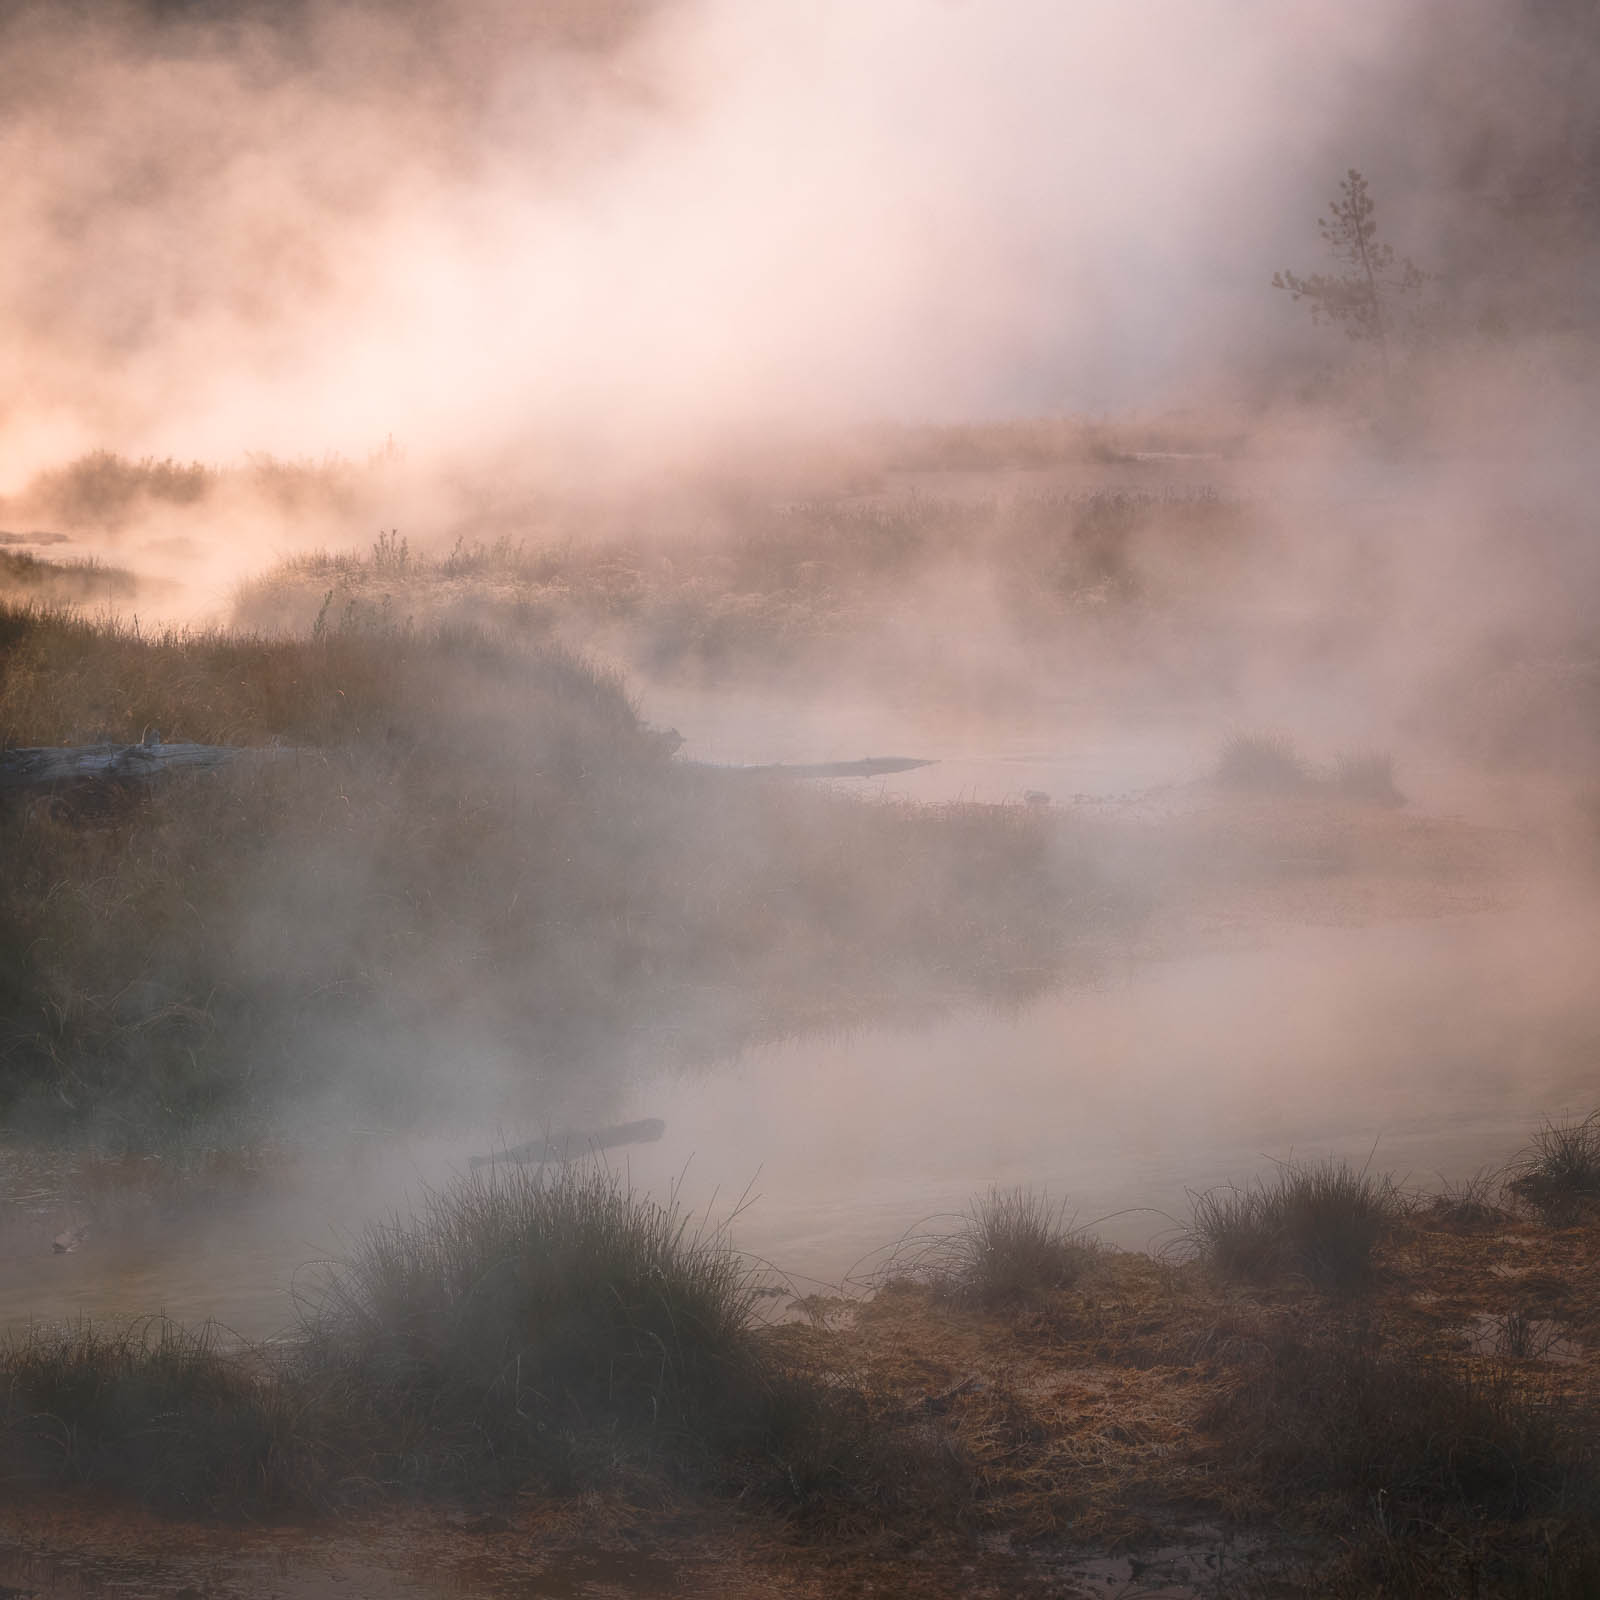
[1273,169,1426,376]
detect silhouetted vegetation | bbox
[1184,1158,1406,1290]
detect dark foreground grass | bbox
[0,603,1125,1144]
[1184,1159,1406,1290]
[0,1318,323,1514]
[0,1164,973,1531]
[1204,1327,1600,1597]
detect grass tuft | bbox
[1426,1167,1512,1227]
[948,1188,1098,1306]
[1215,732,1308,792]
[300,1162,772,1488]
[896,1187,1100,1308]
[1184,1159,1406,1291]
[1506,1111,1600,1223]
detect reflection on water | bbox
[4,898,1596,1337]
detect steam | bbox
[1,0,1422,482]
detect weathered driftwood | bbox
[0,735,281,792]
[470,1117,666,1170]
[685,756,934,779]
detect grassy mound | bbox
[1184,1159,1406,1290]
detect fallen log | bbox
[470,1117,666,1170]
[0,734,282,792]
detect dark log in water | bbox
[470,1117,667,1170]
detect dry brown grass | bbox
[233,487,1257,679]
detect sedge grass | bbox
[1184,1158,1406,1291]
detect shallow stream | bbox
[2,698,1595,1337]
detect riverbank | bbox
[3,1126,1598,1599]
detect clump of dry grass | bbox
[1506,1111,1600,1223]
[1215,732,1309,792]
[937,1188,1100,1307]
[1426,1167,1513,1227]
[1214,735,1406,808]
[1184,1159,1406,1291]
[301,1162,769,1488]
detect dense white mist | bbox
[0,0,1415,483]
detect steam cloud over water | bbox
[0,0,1470,479]
[3,0,1600,1374]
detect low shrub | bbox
[1184,1159,1405,1290]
